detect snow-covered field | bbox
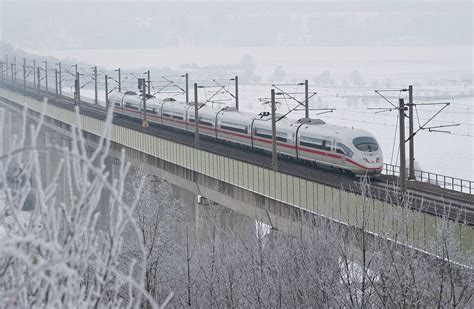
[28,46,474,180]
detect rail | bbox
[383,163,473,195]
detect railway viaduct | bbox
[0,81,473,255]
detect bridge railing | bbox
[383,163,473,195]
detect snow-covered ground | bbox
[28,46,474,180]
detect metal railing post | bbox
[194,83,199,149]
[271,89,278,172]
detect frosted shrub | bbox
[0,101,170,308]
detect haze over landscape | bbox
[2,1,472,49]
[0,1,473,307]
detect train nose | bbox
[363,154,383,175]
[363,156,382,164]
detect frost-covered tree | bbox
[314,70,334,86]
[0,102,171,307]
[239,54,256,71]
[122,168,184,307]
[350,69,365,87]
[151,178,473,307]
[272,66,287,82]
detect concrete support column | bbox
[11,111,21,146]
[195,194,255,246]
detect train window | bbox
[172,114,184,120]
[125,103,138,110]
[189,118,195,123]
[254,129,270,139]
[221,121,248,134]
[199,118,213,127]
[276,131,287,142]
[162,110,171,117]
[146,108,157,114]
[336,143,354,158]
[323,140,332,151]
[353,136,378,152]
[300,136,331,151]
[300,136,321,145]
[254,128,287,142]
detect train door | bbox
[335,139,346,166]
[159,102,166,125]
[185,105,193,132]
[323,138,336,166]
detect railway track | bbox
[1,80,473,224]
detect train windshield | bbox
[353,136,378,152]
[336,143,354,158]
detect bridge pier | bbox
[194,196,257,247]
[97,156,114,229]
[2,109,22,158]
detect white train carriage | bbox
[160,99,188,130]
[295,118,338,167]
[108,90,126,108]
[109,91,163,123]
[296,120,382,175]
[186,105,220,138]
[331,128,382,175]
[109,90,139,114]
[143,98,163,122]
[216,107,253,147]
[252,114,297,157]
[121,94,143,119]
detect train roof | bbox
[300,122,376,143]
[219,107,255,123]
[110,92,378,142]
[187,104,220,119]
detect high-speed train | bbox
[108,91,383,176]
